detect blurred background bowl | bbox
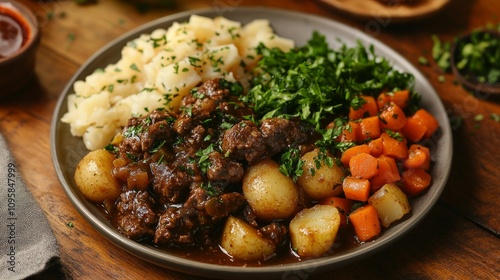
[450,29,500,95]
[0,0,40,98]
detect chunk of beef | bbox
[172,116,194,136]
[259,223,287,247]
[196,78,230,100]
[150,163,192,203]
[154,184,245,245]
[243,205,259,227]
[218,97,255,121]
[154,206,198,245]
[183,186,220,225]
[207,151,244,185]
[148,109,177,123]
[204,193,246,220]
[119,110,175,159]
[221,120,267,164]
[182,125,207,155]
[184,185,245,225]
[116,190,157,241]
[221,118,313,164]
[260,118,313,155]
[140,120,172,152]
[173,79,230,135]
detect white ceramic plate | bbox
[51,7,452,279]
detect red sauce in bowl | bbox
[0,5,30,59]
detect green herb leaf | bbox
[279,148,304,182]
[196,144,215,175]
[242,31,415,133]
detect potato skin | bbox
[289,204,341,258]
[220,216,276,261]
[242,158,299,221]
[297,150,346,200]
[74,149,121,203]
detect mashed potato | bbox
[61,15,294,150]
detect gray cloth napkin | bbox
[0,133,60,280]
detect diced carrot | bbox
[369,156,401,193]
[349,95,378,120]
[391,90,410,109]
[363,96,379,117]
[358,116,381,141]
[368,137,384,157]
[400,168,432,196]
[339,121,361,143]
[343,176,371,202]
[401,116,427,142]
[340,144,371,167]
[378,102,407,131]
[349,153,379,179]
[320,196,354,226]
[404,144,431,170]
[376,90,410,110]
[380,131,408,159]
[348,204,381,242]
[376,92,392,110]
[412,108,439,138]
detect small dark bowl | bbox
[0,1,40,98]
[450,29,500,95]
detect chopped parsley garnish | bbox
[431,35,452,72]
[385,129,405,142]
[123,124,144,138]
[149,140,167,154]
[315,118,355,154]
[455,29,500,84]
[241,31,415,131]
[196,144,215,175]
[279,148,304,182]
[491,113,500,122]
[104,144,119,154]
[130,63,140,72]
[201,182,220,197]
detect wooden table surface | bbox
[1,0,499,279]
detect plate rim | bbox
[50,6,453,279]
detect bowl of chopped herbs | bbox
[450,27,500,95]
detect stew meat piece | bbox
[109,78,312,247]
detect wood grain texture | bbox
[0,0,498,279]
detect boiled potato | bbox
[297,150,346,200]
[187,15,215,43]
[200,44,240,80]
[155,58,202,111]
[74,149,121,203]
[289,204,341,258]
[368,183,411,228]
[220,216,276,261]
[242,159,299,221]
